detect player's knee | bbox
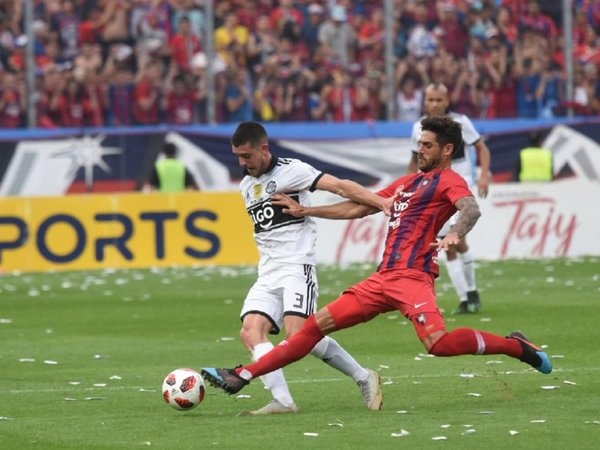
[240,325,266,349]
[423,330,448,355]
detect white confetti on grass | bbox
[328,422,344,427]
[530,419,546,423]
[486,360,503,365]
[432,436,447,440]
[585,421,600,425]
[139,388,156,392]
[43,360,58,365]
[379,365,390,369]
[440,424,451,429]
[109,375,122,380]
[467,392,481,397]
[93,383,107,387]
[391,430,410,437]
[563,380,577,385]
[479,317,492,322]
[19,358,35,362]
[460,373,475,378]
[541,385,560,390]
[479,411,495,415]
[84,397,107,401]
[219,336,235,341]
[236,394,251,399]
[509,430,519,436]
[303,433,319,437]
[0,416,14,420]
[68,381,81,385]
[0,318,13,324]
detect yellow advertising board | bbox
[0,192,258,272]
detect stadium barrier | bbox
[0,192,258,272]
[313,179,598,263]
[0,179,596,273]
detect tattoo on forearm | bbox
[450,197,481,238]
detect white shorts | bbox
[240,264,318,335]
[438,211,458,238]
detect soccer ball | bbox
[162,368,205,411]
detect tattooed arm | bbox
[450,196,481,238]
[434,196,481,251]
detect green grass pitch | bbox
[1,258,599,449]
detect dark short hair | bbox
[231,121,268,148]
[163,142,177,157]
[420,115,464,156]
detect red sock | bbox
[238,315,325,379]
[430,328,522,358]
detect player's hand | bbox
[478,172,490,198]
[381,196,394,216]
[271,193,307,217]
[431,232,460,251]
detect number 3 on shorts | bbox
[292,292,304,309]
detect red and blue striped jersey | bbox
[376,168,473,277]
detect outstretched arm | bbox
[315,174,391,215]
[271,193,379,220]
[433,196,481,251]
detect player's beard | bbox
[417,152,443,173]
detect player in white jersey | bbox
[408,84,491,314]
[232,121,386,414]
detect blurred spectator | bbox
[318,4,356,65]
[172,0,205,38]
[134,60,164,124]
[437,3,468,59]
[357,7,385,64]
[48,75,103,127]
[170,15,201,73]
[406,3,437,60]
[49,0,81,61]
[495,6,518,47]
[215,11,249,68]
[95,0,133,51]
[223,67,252,122]
[138,8,170,68]
[247,14,277,72]
[269,0,304,40]
[0,71,25,127]
[536,60,564,118]
[302,3,325,56]
[164,74,198,124]
[519,0,558,52]
[395,58,428,122]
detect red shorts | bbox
[326,268,447,340]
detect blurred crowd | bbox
[0,0,599,128]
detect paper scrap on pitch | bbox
[391,429,410,437]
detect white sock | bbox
[460,250,477,291]
[311,336,369,382]
[252,342,295,407]
[446,258,468,302]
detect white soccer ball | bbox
[162,368,205,411]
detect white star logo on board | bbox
[51,135,122,191]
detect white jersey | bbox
[410,111,481,186]
[240,157,322,274]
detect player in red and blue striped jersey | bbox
[201,115,552,399]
